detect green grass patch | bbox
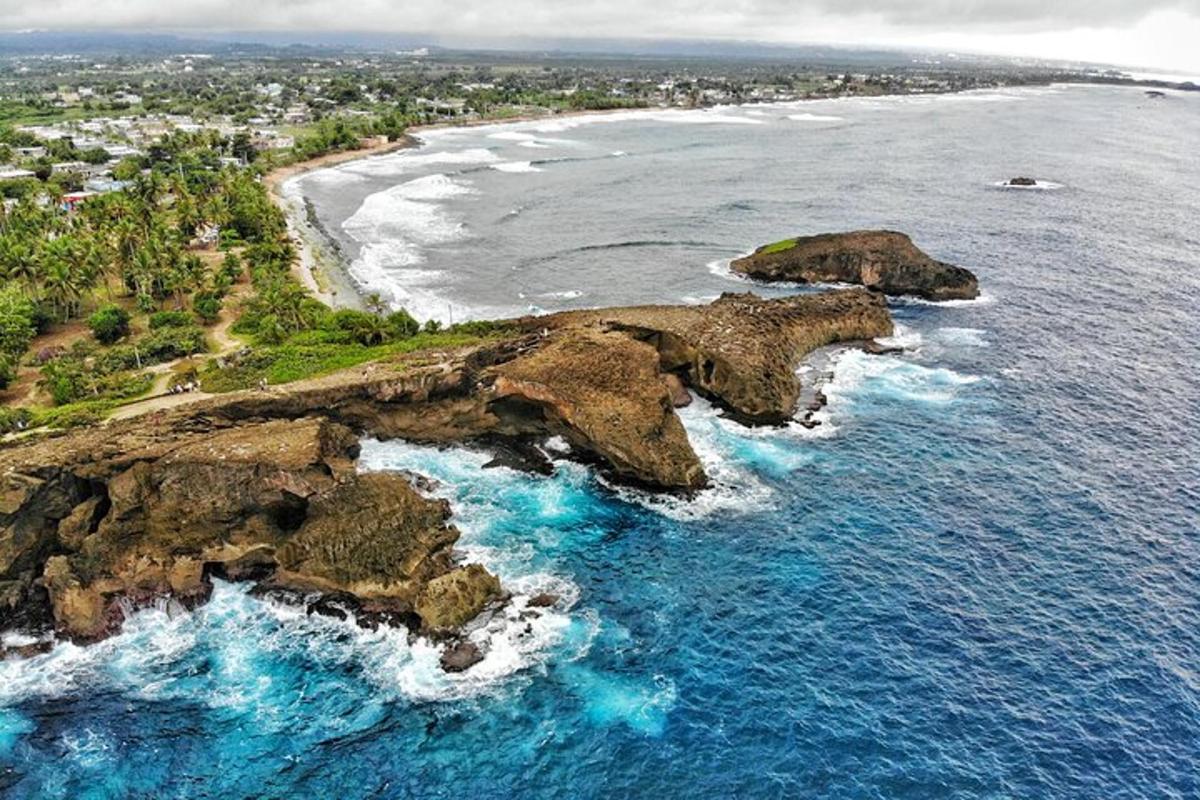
[200,329,509,393]
[760,238,799,255]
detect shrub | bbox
[387,309,420,339]
[422,319,442,333]
[41,358,89,405]
[0,353,17,389]
[193,292,223,324]
[0,406,33,433]
[148,310,194,330]
[88,305,132,344]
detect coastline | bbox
[264,107,667,312]
[264,135,424,309]
[264,84,1056,315]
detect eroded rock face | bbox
[487,328,707,490]
[0,417,501,643]
[528,289,893,424]
[731,230,979,301]
[0,288,906,645]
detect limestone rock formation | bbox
[0,417,500,643]
[730,230,979,301]
[528,288,893,424]
[1,288,905,646]
[488,328,707,490]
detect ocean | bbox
[3,84,1199,798]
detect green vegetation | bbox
[201,326,511,392]
[760,238,799,255]
[87,304,131,344]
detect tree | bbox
[88,304,131,344]
[0,285,36,357]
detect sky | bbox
[3,1,1200,76]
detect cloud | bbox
[2,0,1197,35]
[1,1,1198,73]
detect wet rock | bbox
[1006,177,1037,186]
[662,373,692,408]
[440,640,483,673]
[306,591,362,621]
[730,230,979,301]
[862,339,904,356]
[415,564,504,636]
[527,592,560,608]
[478,435,555,476]
[0,640,52,661]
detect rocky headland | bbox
[730,230,979,301]
[1,287,893,665]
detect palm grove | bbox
[0,122,486,431]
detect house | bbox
[83,177,132,194]
[60,191,97,211]
[0,167,36,180]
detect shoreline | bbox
[263,107,663,312]
[264,83,1059,315]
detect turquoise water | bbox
[3,84,1200,798]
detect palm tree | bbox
[41,258,83,322]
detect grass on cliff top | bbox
[201,326,514,393]
[760,237,799,255]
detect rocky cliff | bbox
[2,416,502,643]
[1,288,896,650]
[524,288,893,424]
[731,230,979,301]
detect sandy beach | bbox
[263,107,669,310]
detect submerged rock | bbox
[527,592,560,608]
[730,230,979,301]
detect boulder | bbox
[662,373,692,408]
[414,564,503,636]
[527,592,560,608]
[440,640,484,673]
[730,230,979,301]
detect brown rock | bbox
[489,328,706,490]
[527,592,560,608]
[527,289,892,425]
[440,640,484,672]
[662,373,692,408]
[730,230,979,301]
[415,564,503,635]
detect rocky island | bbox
[731,230,980,301]
[1,288,892,665]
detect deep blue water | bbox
[3,84,1200,798]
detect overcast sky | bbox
[4,1,1200,75]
